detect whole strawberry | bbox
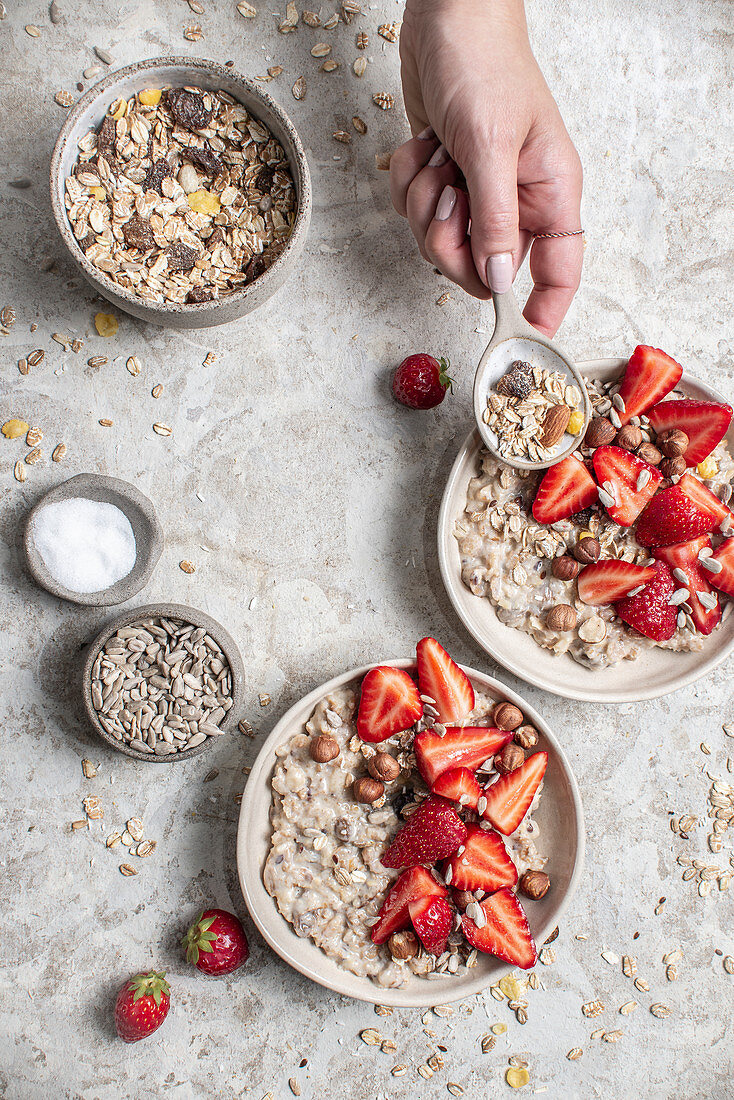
[114,971,170,1043]
[182,908,249,975]
[392,354,453,410]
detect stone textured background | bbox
[1,0,733,1097]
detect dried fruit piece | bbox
[187,190,220,215]
[138,88,162,106]
[122,215,155,251]
[143,158,173,195]
[181,145,222,177]
[505,1067,529,1089]
[2,419,30,439]
[94,312,118,337]
[166,242,199,272]
[97,114,117,153]
[167,87,212,130]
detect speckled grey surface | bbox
[1,1,733,1098]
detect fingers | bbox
[389,130,440,217]
[404,147,460,260]
[424,186,491,299]
[461,140,521,293]
[522,232,584,337]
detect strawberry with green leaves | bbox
[114,971,170,1043]
[183,908,249,975]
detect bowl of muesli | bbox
[237,637,584,1007]
[49,57,310,328]
[439,353,734,702]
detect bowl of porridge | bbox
[49,57,310,328]
[236,654,584,1007]
[438,357,734,702]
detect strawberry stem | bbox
[438,357,454,394]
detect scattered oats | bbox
[237,0,257,15]
[622,955,637,977]
[98,418,113,427]
[663,949,683,965]
[566,1048,583,1061]
[373,92,394,110]
[106,831,122,848]
[650,1003,671,1018]
[360,1028,381,1045]
[590,1029,605,1041]
[619,1001,638,1015]
[356,30,368,47]
[81,759,97,779]
[723,723,734,738]
[0,306,15,328]
[723,956,734,974]
[351,116,368,135]
[375,152,391,171]
[514,1006,528,1025]
[87,356,108,368]
[654,898,666,914]
[201,351,217,367]
[268,65,284,78]
[71,338,84,353]
[418,1065,433,1080]
[391,1066,408,1078]
[52,332,71,347]
[259,693,271,707]
[539,948,555,965]
[311,42,331,56]
[153,423,172,437]
[381,1039,397,1054]
[288,1080,300,1097]
[119,863,138,876]
[378,21,399,41]
[666,965,678,981]
[436,292,452,306]
[481,1035,496,1054]
[126,818,144,841]
[13,461,27,483]
[25,23,41,36]
[188,0,205,11]
[320,59,340,71]
[84,64,102,79]
[55,90,74,108]
[447,1085,463,1097]
[601,949,619,966]
[699,879,711,897]
[333,130,351,144]
[292,77,306,100]
[52,443,67,463]
[490,1023,507,1035]
[95,46,113,63]
[71,819,88,831]
[302,10,320,25]
[179,560,196,574]
[701,742,712,756]
[582,1000,605,1018]
[126,355,141,376]
[374,1005,392,1017]
[17,358,29,376]
[353,57,367,77]
[528,973,540,990]
[183,23,204,40]
[602,1030,623,1043]
[136,839,156,858]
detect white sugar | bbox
[30,497,137,593]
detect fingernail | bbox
[435,185,457,222]
[428,144,449,168]
[416,125,435,140]
[487,252,514,294]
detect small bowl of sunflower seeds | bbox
[50,57,311,328]
[82,603,245,761]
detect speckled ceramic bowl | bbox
[82,602,245,762]
[237,659,584,1007]
[49,57,311,329]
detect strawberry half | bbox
[357,665,423,743]
[370,866,447,945]
[532,454,598,525]
[461,887,537,969]
[416,636,475,724]
[408,894,453,955]
[616,345,683,425]
[614,560,677,641]
[443,823,518,893]
[432,767,482,811]
[709,538,734,599]
[577,560,657,606]
[647,399,733,466]
[635,484,720,548]
[480,751,548,836]
[677,473,733,527]
[414,726,512,787]
[655,536,722,635]
[381,796,468,869]
[592,445,662,526]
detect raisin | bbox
[182,145,222,177]
[496,365,533,399]
[206,226,225,250]
[166,242,199,273]
[571,506,597,526]
[78,231,96,253]
[121,215,155,251]
[186,286,213,304]
[97,114,116,154]
[255,165,275,194]
[244,239,286,282]
[166,88,213,131]
[143,158,172,194]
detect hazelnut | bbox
[387,929,419,960]
[353,776,384,804]
[637,442,662,466]
[309,734,340,763]
[495,743,525,774]
[659,455,686,479]
[584,417,617,448]
[492,702,524,731]
[658,428,689,458]
[514,724,539,749]
[367,752,401,783]
[546,604,577,631]
[519,869,551,900]
[452,889,475,913]
[552,555,580,581]
[573,536,600,564]
[615,424,642,451]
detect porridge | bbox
[457,348,734,668]
[264,639,549,987]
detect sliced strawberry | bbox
[416,636,475,724]
[381,796,468,869]
[431,767,482,811]
[709,538,734,599]
[357,665,423,743]
[616,345,683,425]
[461,887,537,969]
[443,823,518,893]
[635,484,720,548]
[408,894,453,956]
[532,454,598,525]
[647,399,733,465]
[414,726,512,787]
[480,751,548,837]
[677,473,733,526]
[370,866,447,945]
[577,560,657,606]
[614,560,677,641]
[655,536,722,636]
[592,445,662,526]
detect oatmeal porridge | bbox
[456,366,734,669]
[264,674,546,988]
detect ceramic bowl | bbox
[49,57,311,329]
[237,659,584,1007]
[24,472,163,606]
[438,358,734,703]
[82,602,245,762]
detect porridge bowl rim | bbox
[236,658,585,1007]
[438,357,734,703]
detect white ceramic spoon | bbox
[473,288,591,471]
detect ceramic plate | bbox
[438,358,734,702]
[237,660,584,1007]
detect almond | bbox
[540,404,572,447]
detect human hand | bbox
[390,0,583,337]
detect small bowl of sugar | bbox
[23,473,163,606]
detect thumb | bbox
[462,145,520,294]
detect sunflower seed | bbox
[650,1003,671,1018]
